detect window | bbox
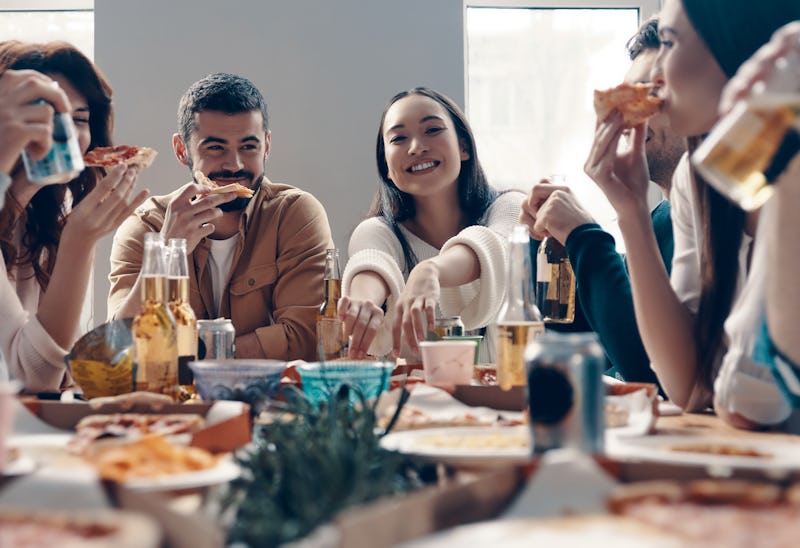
[0,1,93,59]
[466,1,660,248]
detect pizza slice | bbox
[194,170,254,198]
[593,82,663,128]
[69,412,205,454]
[83,145,158,169]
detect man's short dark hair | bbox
[626,16,660,61]
[177,72,268,143]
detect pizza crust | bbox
[593,82,663,128]
[83,145,158,170]
[194,170,254,198]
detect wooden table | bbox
[656,411,800,444]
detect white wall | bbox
[93,0,464,322]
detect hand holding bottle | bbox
[521,177,594,244]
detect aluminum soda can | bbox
[524,331,605,455]
[197,318,236,360]
[22,108,85,185]
[429,316,465,340]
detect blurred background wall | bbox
[94,0,464,322]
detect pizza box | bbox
[327,465,525,548]
[0,468,224,548]
[18,397,251,453]
[452,384,527,411]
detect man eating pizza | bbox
[108,73,334,361]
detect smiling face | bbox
[381,94,469,200]
[173,109,270,210]
[49,73,91,155]
[651,0,729,137]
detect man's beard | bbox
[189,163,262,211]
[214,170,260,212]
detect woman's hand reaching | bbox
[392,260,440,356]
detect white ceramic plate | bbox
[123,455,241,492]
[380,425,531,467]
[605,434,800,471]
[7,433,240,491]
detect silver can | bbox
[429,316,465,340]
[524,331,605,455]
[197,318,236,359]
[22,109,85,185]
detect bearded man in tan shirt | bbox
[108,73,333,361]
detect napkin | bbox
[501,448,618,519]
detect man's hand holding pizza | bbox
[521,177,595,244]
[160,181,239,253]
[584,83,657,220]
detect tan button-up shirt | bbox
[108,177,333,361]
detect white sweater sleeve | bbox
[343,218,406,356]
[439,191,524,330]
[0,258,69,392]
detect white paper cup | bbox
[419,340,477,389]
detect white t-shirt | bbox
[207,235,240,317]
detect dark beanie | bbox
[682,0,800,78]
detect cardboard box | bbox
[19,398,252,453]
[452,385,526,411]
[332,466,525,548]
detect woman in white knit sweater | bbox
[339,87,523,359]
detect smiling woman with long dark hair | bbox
[339,87,523,360]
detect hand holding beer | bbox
[719,21,800,116]
[0,69,71,173]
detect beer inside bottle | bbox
[495,225,544,390]
[317,248,346,359]
[536,236,576,323]
[167,238,198,399]
[133,233,178,397]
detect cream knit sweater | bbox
[343,191,524,357]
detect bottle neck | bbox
[501,238,538,321]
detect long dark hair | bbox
[370,87,498,272]
[680,0,800,392]
[0,41,113,289]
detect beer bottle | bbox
[693,49,800,210]
[495,225,544,390]
[132,232,178,397]
[536,236,576,323]
[317,248,346,360]
[167,238,198,400]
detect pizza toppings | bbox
[83,434,220,482]
[83,145,158,169]
[593,82,663,128]
[69,413,205,454]
[194,170,254,198]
